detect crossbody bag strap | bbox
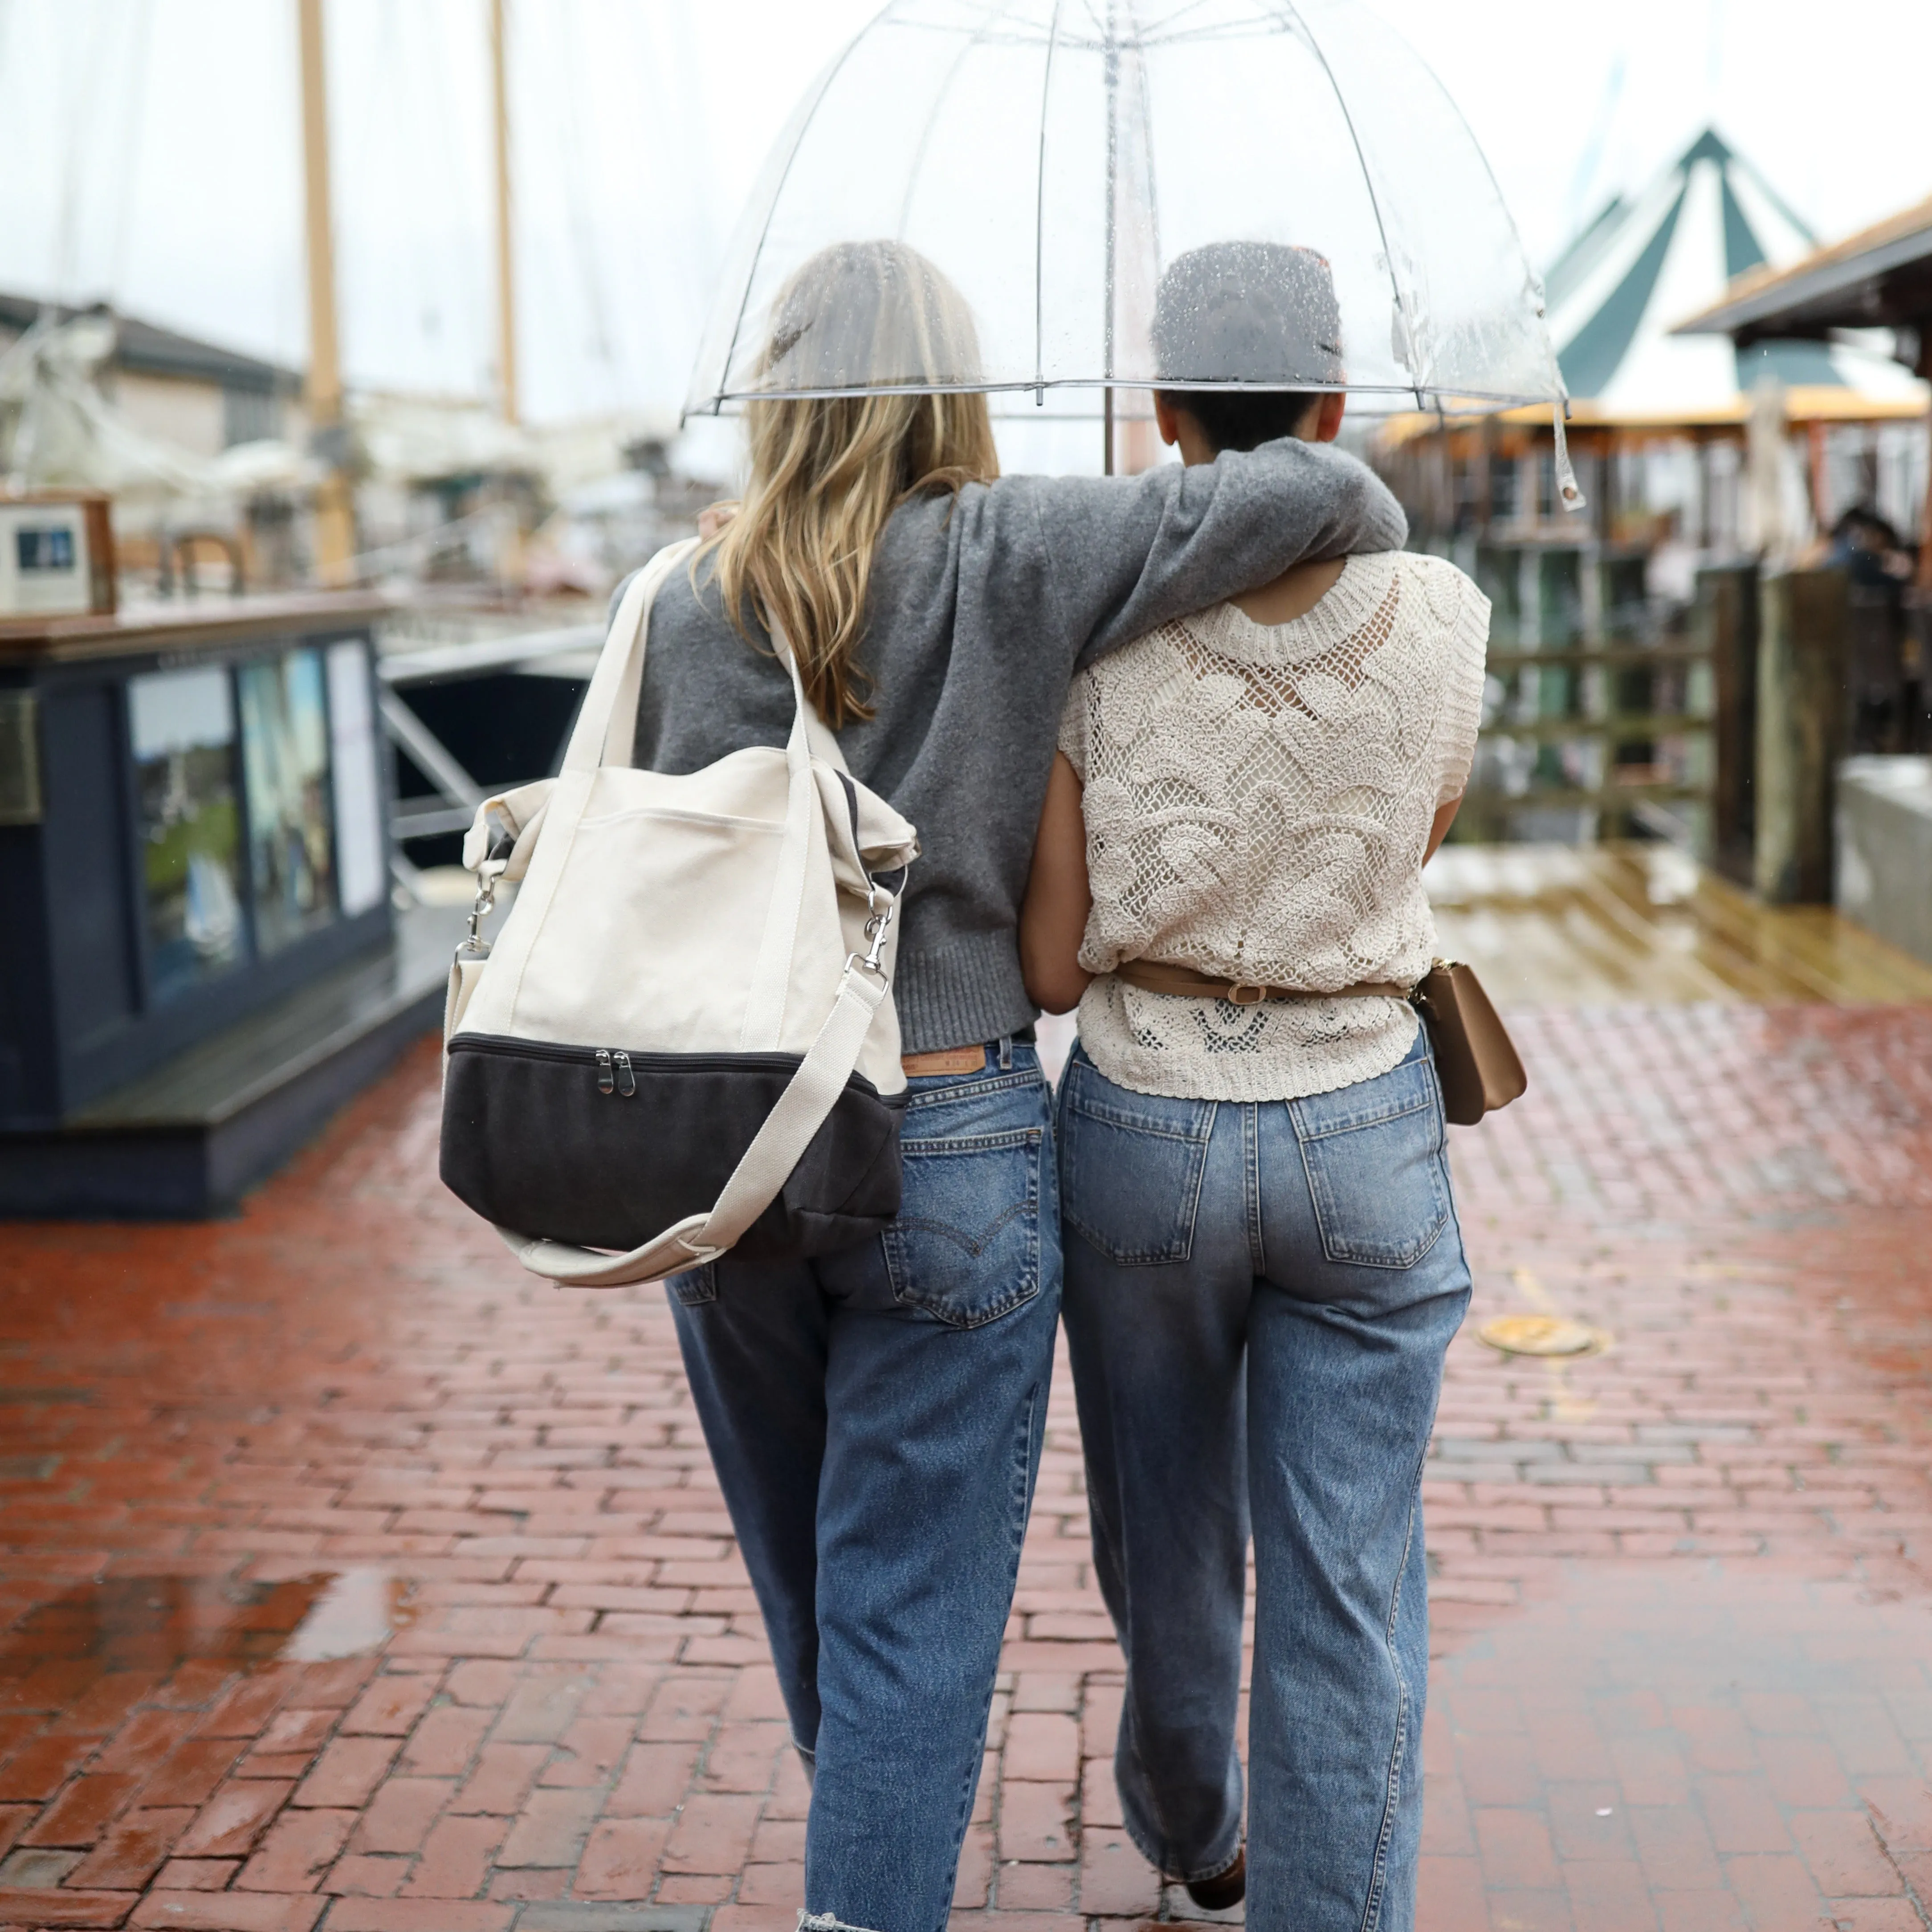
[738,616,828,1050]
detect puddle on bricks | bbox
[0,1567,419,1688]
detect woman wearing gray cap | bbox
[1021,241,1490,1932]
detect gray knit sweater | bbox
[629,441,1406,1053]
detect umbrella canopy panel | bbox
[687,0,1565,418]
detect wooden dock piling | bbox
[1755,567,1848,905]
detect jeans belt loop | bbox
[998,1035,1014,1072]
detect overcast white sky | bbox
[2,0,1929,431]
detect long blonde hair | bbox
[700,241,999,726]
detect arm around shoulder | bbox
[1250,438,1409,560]
[1005,440,1409,671]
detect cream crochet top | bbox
[1058,550,1490,1101]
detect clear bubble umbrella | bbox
[686,0,1581,501]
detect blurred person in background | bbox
[1826,505,1917,751]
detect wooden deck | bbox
[1424,843,1932,1006]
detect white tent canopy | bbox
[1546,129,1924,420]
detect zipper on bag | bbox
[447,1033,896,1103]
[451,1034,835,1079]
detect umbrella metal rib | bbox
[1276,0,1425,413]
[1033,0,1066,408]
[709,25,872,418]
[897,1,1031,241]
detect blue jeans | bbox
[668,1038,1059,1932]
[1057,1030,1470,1932]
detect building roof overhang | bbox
[1670,195,1932,349]
[1377,384,1928,450]
[0,292,302,396]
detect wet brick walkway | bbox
[1,1004,1930,1932]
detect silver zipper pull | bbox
[595,1049,615,1096]
[613,1050,636,1097]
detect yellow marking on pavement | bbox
[1485,1268,1608,1418]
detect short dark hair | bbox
[1169,388,1323,453]
[1151,241,1343,453]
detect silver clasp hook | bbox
[848,888,894,978]
[459,858,508,960]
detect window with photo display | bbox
[239,648,338,956]
[128,666,248,1001]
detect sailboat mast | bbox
[491,0,519,425]
[1101,2,1117,477]
[297,0,354,577]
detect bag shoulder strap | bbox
[565,540,700,776]
[591,547,843,779]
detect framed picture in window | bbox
[127,665,248,1001]
[239,648,337,956]
[326,640,387,918]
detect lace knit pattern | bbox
[1060,550,1490,1101]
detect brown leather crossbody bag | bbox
[1111,959,1527,1127]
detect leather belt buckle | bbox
[1226,982,1268,1006]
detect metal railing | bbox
[375,622,600,866]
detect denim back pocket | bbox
[1059,1055,1215,1266]
[883,1126,1044,1328]
[1287,1054,1451,1269]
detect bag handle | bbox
[584,553,837,1057]
[561,540,697,776]
[492,545,827,1038]
[583,546,842,782]
[475,546,690,1033]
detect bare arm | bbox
[1019,753,1094,1015]
[1426,796,1462,865]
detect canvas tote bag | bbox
[439,538,919,1287]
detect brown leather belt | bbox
[1113,960,1414,1005]
[901,1045,989,1077]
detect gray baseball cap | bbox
[1151,241,1345,387]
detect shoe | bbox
[1185,1848,1246,1912]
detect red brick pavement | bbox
[0,1005,1929,1932]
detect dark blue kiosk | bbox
[0,594,448,1217]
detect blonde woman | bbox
[1019,243,1486,1932]
[633,240,1404,1932]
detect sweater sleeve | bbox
[975,438,1406,673]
